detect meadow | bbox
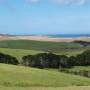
[0,48,43,62]
[1,86,90,90]
[0,47,84,63]
[0,40,87,61]
[0,40,84,53]
[65,66,90,73]
[0,64,90,87]
[0,40,90,90]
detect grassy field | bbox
[0,40,84,53]
[0,86,90,90]
[65,66,90,73]
[0,40,90,90]
[0,64,90,87]
[0,48,43,62]
[0,47,84,62]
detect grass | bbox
[0,40,84,53]
[65,66,90,73]
[0,47,84,62]
[0,64,90,87]
[0,48,43,62]
[0,86,90,90]
[0,40,87,61]
[0,40,90,89]
[0,45,84,62]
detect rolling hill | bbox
[0,64,90,87]
[0,40,84,53]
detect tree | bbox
[22,55,36,67]
[76,50,90,66]
[0,53,19,65]
[68,56,78,66]
[59,55,70,68]
[47,53,60,68]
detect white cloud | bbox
[0,0,88,6]
[51,0,87,5]
[26,0,88,5]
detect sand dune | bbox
[0,35,90,42]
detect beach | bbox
[0,35,90,42]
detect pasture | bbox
[0,64,90,87]
[0,47,84,62]
[0,40,84,53]
[0,86,90,90]
[0,40,86,62]
[65,66,90,73]
[0,40,90,90]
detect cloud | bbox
[51,0,87,5]
[25,0,88,5]
[0,0,88,7]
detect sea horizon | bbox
[1,33,90,38]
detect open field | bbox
[0,86,90,90]
[0,40,90,90]
[0,40,88,62]
[1,64,90,87]
[0,40,85,54]
[65,66,90,73]
[0,47,85,62]
[0,48,43,62]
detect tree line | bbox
[0,50,90,69]
[0,53,19,65]
[22,50,90,69]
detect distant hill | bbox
[0,34,90,42]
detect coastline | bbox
[0,35,90,42]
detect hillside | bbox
[0,47,84,62]
[1,86,90,90]
[0,48,43,62]
[1,64,90,87]
[0,40,84,53]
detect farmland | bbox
[0,40,84,53]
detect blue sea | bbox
[47,34,90,38]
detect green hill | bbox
[0,40,84,53]
[1,86,90,90]
[0,64,90,87]
[0,47,84,62]
[0,48,43,62]
[0,40,86,58]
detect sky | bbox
[0,0,90,35]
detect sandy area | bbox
[0,35,90,42]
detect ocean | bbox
[47,34,90,38]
